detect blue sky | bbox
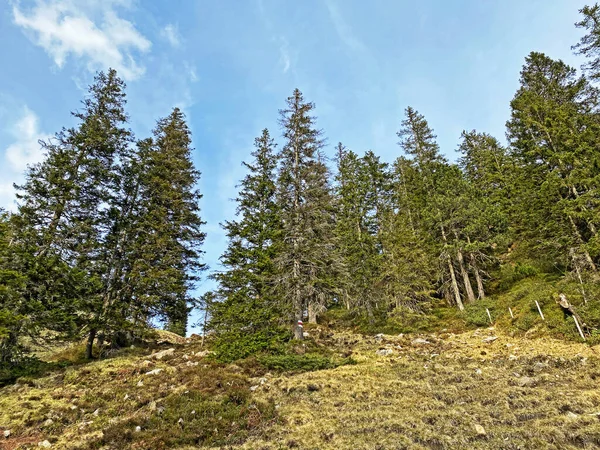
[0,0,590,332]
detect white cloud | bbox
[279,37,291,73]
[12,0,151,81]
[325,0,367,54]
[161,23,181,47]
[5,107,50,172]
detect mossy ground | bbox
[238,327,600,450]
[2,279,600,449]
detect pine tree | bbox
[506,52,600,272]
[458,131,512,298]
[209,129,286,359]
[0,210,26,362]
[133,108,206,336]
[15,69,134,358]
[276,89,343,332]
[573,4,600,79]
[396,107,466,310]
[334,145,391,318]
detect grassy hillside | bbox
[2,278,600,449]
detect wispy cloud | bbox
[5,106,50,171]
[12,0,151,80]
[324,0,367,54]
[1,106,51,210]
[161,23,181,47]
[278,37,291,73]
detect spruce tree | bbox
[15,69,134,358]
[209,129,285,359]
[506,52,600,272]
[133,108,206,336]
[396,107,466,310]
[276,89,342,331]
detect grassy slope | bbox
[238,328,600,450]
[2,278,600,449]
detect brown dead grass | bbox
[2,327,600,449]
[235,328,600,450]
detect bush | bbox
[462,300,497,328]
[212,327,290,363]
[101,388,276,448]
[257,353,355,373]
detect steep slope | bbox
[1,328,600,449]
[236,328,600,450]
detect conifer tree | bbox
[133,108,206,336]
[209,129,285,358]
[574,4,600,79]
[15,69,134,358]
[396,107,466,310]
[334,146,391,317]
[507,52,600,272]
[276,89,342,331]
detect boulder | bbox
[516,376,536,387]
[376,348,394,356]
[149,348,175,360]
[474,424,486,436]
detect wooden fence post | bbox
[535,301,545,321]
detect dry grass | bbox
[237,327,600,450]
[2,325,600,449]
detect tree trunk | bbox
[472,258,486,299]
[568,214,596,271]
[308,302,318,324]
[457,248,476,303]
[85,329,97,360]
[441,226,464,310]
[447,257,464,311]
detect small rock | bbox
[43,418,54,427]
[135,426,141,432]
[306,384,320,392]
[516,376,536,387]
[149,348,175,360]
[566,411,579,419]
[123,394,129,400]
[38,441,52,448]
[482,336,498,343]
[258,377,268,385]
[250,385,259,392]
[302,332,310,338]
[375,333,385,339]
[191,410,196,415]
[4,429,11,438]
[412,338,431,346]
[474,424,486,436]
[92,408,100,416]
[145,368,163,376]
[376,348,393,356]
[509,355,517,361]
[185,361,199,367]
[178,418,184,425]
[533,362,547,373]
[137,381,144,387]
[475,368,482,375]
[194,350,214,358]
[182,354,190,360]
